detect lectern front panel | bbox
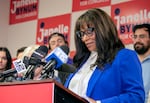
[0,82,54,103]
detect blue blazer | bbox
[65,49,145,103]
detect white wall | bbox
[1,0,73,58]
[7,20,37,57]
[0,0,9,46]
[38,0,72,18]
[0,0,132,58]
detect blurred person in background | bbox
[48,32,74,85]
[16,46,27,59]
[132,23,150,103]
[0,47,13,82]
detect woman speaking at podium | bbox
[65,8,145,103]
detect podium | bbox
[0,79,88,103]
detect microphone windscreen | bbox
[31,45,48,59]
[60,64,76,73]
[59,45,69,55]
[38,45,49,55]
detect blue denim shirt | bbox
[141,55,150,103]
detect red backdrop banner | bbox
[36,14,71,46]
[111,0,150,44]
[9,0,38,24]
[72,0,110,12]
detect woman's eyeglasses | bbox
[76,27,94,39]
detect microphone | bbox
[45,45,69,68]
[23,56,46,66]
[31,45,48,59]
[0,59,26,79]
[58,63,76,73]
[0,69,16,78]
[23,45,48,80]
[23,45,48,66]
[23,65,37,80]
[40,45,69,79]
[0,45,48,80]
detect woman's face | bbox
[0,51,7,72]
[79,24,96,51]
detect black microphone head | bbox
[31,45,48,59]
[38,45,49,55]
[59,45,69,55]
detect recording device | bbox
[23,56,46,66]
[23,45,48,67]
[59,63,76,73]
[0,45,48,80]
[0,69,17,78]
[40,45,69,79]
[23,45,48,80]
[31,45,48,59]
[45,45,69,68]
[0,59,26,82]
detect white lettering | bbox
[80,1,87,6]
[11,0,37,14]
[88,0,109,5]
[114,9,150,30]
[15,11,37,19]
[37,24,69,43]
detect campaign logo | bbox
[36,14,71,45]
[10,0,38,24]
[111,0,150,44]
[72,0,110,11]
